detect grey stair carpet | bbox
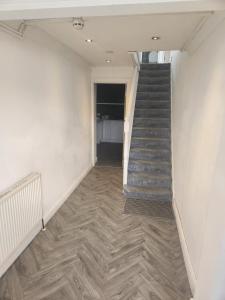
[124,63,172,202]
[124,198,174,219]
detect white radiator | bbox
[0,173,43,277]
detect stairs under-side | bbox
[124,63,172,202]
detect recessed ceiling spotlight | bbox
[152,36,160,40]
[85,39,93,43]
[105,59,111,63]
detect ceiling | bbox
[34,12,209,66]
[0,0,224,21]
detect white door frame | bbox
[91,78,130,167]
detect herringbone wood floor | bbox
[0,167,191,300]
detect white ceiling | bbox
[0,0,224,20]
[35,12,209,66]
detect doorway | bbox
[96,83,126,166]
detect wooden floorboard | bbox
[0,167,191,300]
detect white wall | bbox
[92,66,133,84]
[0,26,92,222]
[171,19,225,300]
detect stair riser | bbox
[140,64,170,71]
[128,162,171,175]
[124,190,171,202]
[130,151,170,161]
[132,128,170,138]
[136,101,170,109]
[131,139,170,150]
[137,85,170,93]
[138,77,170,85]
[140,70,170,77]
[128,176,171,189]
[136,92,170,100]
[135,109,170,118]
[133,118,170,128]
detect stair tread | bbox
[139,75,170,78]
[137,91,169,93]
[132,136,170,140]
[131,147,170,152]
[129,172,171,179]
[133,127,169,130]
[138,83,170,87]
[129,158,171,172]
[140,68,170,71]
[129,159,171,165]
[130,157,171,166]
[139,74,170,79]
[136,101,170,104]
[124,185,171,194]
[139,79,170,83]
[135,108,170,110]
[134,117,170,120]
[140,70,170,73]
[137,89,170,91]
[141,63,170,66]
[136,99,170,102]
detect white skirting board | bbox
[172,199,197,296]
[44,164,93,224]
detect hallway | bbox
[0,167,191,300]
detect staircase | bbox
[124,63,172,201]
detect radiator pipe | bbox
[41,219,47,232]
